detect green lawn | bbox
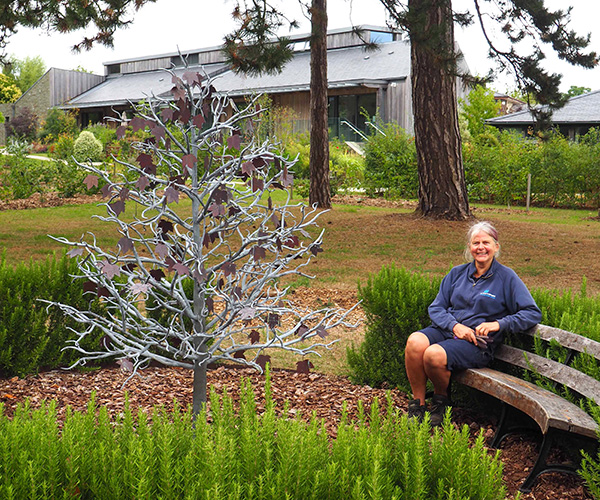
[2,198,600,294]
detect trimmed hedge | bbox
[347,265,440,392]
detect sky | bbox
[5,0,600,94]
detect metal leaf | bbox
[136,175,150,191]
[117,237,134,253]
[83,174,98,189]
[165,186,180,204]
[256,354,271,370]
[239,307,255,321]
[67,247,85,258]
[249,329,260,343]
[101,260,121,279]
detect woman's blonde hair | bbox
[464,221,500,261]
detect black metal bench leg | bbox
[519,433,552,493]
[490,402,509,448]
[519,429,587,493]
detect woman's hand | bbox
[475,321,500,336]
[452,323,476,343]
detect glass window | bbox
[357,94,377,130]
[370,31,394,44]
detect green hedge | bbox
[463,129,600,209]
[0,377,507,500]
[359,126,600,209]
[347,265,440,393]
[0,252,104,377]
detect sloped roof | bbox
[212,40,411,95]
[64,63,229,109]
[64,40,411,109]
[487,89,600,126]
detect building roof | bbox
[63,40,411,109]
[100,24,403,66]
[63,63,228,109]
[212,40,410,96]
[487,89,600,126]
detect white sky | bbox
[6,0,600,93]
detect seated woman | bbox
[405,221,542,425]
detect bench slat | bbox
[494,344,600,406]
[524,325,600,361]
[453,367,598,439]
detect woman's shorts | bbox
[419,325,492,371]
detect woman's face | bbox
[469,230,499,268]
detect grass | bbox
[2,196,600,291]
[3,195,600,376]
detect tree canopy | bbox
[0,73,21,103]
[3,55,46,93]
[0,0,157,58]
[564,85,591,99]
[381,0,597,127]
[459,85,501,138]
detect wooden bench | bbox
[452,324,600,492]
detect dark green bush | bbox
[347,265,440,392]
[39,108,79,143]
[0,252,105,376]
[54,159,90,198]
[50,133,75,160]
[363,123,418,199]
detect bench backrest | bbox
[494,324,600,405]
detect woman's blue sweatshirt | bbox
[428,259,541,346]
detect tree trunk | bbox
[408,0,470,220]
[308,0,331,209]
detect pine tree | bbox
[380,0,597,219]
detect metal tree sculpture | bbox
[48,69,356,415]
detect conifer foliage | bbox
[47,69,355,415]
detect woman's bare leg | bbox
[423,344,451,396]
[404,332,430,402]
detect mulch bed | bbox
[0,192,103,211]
[0,365,592,500]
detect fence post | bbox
[526,173,532,212]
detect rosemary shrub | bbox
[0,374,506,499]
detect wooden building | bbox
[487,89,600,139]
[62,26,470,140]
[0,68,104,144]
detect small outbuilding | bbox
[0,68,104,144]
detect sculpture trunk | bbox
[192,360,207,417]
